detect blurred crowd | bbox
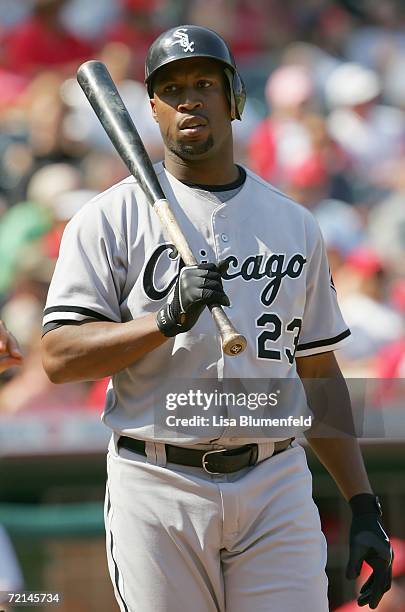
[0,0,404,415]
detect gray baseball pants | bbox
[105,436,328,612]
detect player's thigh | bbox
[105,449,225,612]
[221,445,328,612]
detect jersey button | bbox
[221,233,229,242]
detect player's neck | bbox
[164,150,239,186]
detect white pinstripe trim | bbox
[295,333,352,357]
[42,312,88,325]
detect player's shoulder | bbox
[243,166,320,225]
[62,161,165,235]
[80,175,138,214]
[65,174,140,236]
[244,165,302,211]
[81,161,165,216]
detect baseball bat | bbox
[77,60,247,356]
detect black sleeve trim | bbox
[42,320,84,336]
[43,305,113,322]
[297,328,351,351]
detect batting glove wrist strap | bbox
[156,304,182,337]
[156,263,230,337]
[349,493,382,517]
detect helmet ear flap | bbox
[224,67,246,120]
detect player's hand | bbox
[0,321,23,374]
[346,494,393,609]
[156,263,230,337]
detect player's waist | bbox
[117,436,294,474]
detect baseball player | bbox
[41,26,392,612]
[0,321,23,374]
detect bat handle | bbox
[209,305,247,356]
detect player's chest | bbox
[123,207,308,320]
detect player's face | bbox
[150,57,232,162]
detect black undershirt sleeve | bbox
[42,320,91,337]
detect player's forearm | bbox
[41,314,167,383]
[305,437,372,501]
[297,352,372,500]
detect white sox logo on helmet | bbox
[170,28,195,53]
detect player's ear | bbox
[150,99,158,123]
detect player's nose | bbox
[177,89,203,112]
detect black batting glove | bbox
[156,263,230,337]
[346,494,393,609]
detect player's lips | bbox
[178,115,209,135]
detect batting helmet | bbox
[145,25,246,120]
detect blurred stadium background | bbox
[0,0,404,610]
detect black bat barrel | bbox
[77,60,165,205]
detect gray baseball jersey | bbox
[43,163,350,444]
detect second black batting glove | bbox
[156,263,230,337]
[346,493,393,609]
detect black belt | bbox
[118,436,294,474]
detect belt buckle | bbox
[202,448,228,475]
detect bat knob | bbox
[223,333,247,357]
[209,305,247,357]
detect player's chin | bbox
[176,134,215,159]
